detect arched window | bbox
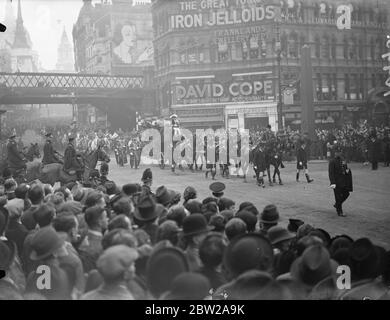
[314,35,321,58]
[322,34,330,59]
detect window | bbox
[322,35,330,59]
[217,40,229,62]
[370,38,375,60]
[315,36,321,58]
[345,74,350,100]
[332,74,337,100]
[331,36,337,59]
[316,73,322,100]
[343,37,348,59]
[358,39,364,60]
[288,32,298,58]
[242,40,249,60]
[249,36,259,59]
[349,38,356,59]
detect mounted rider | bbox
[6,133,26,175]
[63,135,84,181]
[42,133,63,166]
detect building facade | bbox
[152,0,390,131]
[72,0,156,129]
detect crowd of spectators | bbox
[0,166,389,300]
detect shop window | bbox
[217,40,229,62]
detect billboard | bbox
[111,8,153,66]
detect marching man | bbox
[296,140,314,183]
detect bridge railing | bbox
[0,72,144,89]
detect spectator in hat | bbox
[134,194,165,245]
[156,185,173,208]
[15,183,31,210]
[220,209,234,224]
[213,233,274,299]
[287,218,305,234]
[209,182,225,202]
[268,226,296,254]
[122,183,141,197]
[202,201,219,222]
[258,204,280,236]
[338,238,390,300]
[4,198,28,257]
[33,204,56,228]
[21,184,44,230]
[156,220,180,246]
[163,272,211,300]
[112,198,134,218]
[209,214,225,233]
[25,226,72,300]
[236,210,257,232]
[52,212,85,299]
[197,232,227,290]
[218,197,235,212]
[329,235,354,257]
[184,199,203,214]
[238,202,259,216]
[146,247,189,299]
[181,214,214,272]
[225,218,247,241]
[141,168,154,196]
[183,186,197,206]
[78,206,108,272]
[166,205,190,228]
[81,245,139,300]
[290,245,338,297]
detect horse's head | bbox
[97,146,110,163]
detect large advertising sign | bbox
[111,9,153,66]
[174,77,274,104]
[170,0,277,30]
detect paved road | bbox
[108,159,390,249]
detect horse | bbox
[27,146,111,186]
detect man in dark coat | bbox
[368,135,381,170]
[6,134,26,172]
[383,130,390,167]
[63,136,83,180]
[329,147,352,217]
[252,143,267,188]
[42,133,62,165]
[296,141,313,183]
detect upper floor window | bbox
[322,35,330,59]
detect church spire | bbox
[12,0,31,49]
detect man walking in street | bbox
[329,147,353,217]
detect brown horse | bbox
[27,146,110,185]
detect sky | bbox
[0,0,96,70]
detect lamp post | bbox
[275,11,284,132]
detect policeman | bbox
[64,136,83,181]
[6,133,26,174]
[42,133,62,165]
[252,142,267,188]
[329,146,353,217]
[296,140,313,183]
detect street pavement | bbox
[108,159,390,249]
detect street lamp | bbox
[275,10,284,132]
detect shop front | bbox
[225,102,278,131]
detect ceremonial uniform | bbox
[64,139,83,179]
[296,142,313,183]
[329,153,353,216]
[42,136,61,165]
[6,136,26,170]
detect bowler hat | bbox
[268,226,296,246]
[164,272,210,300]
[45,133,53,138]
[224,233,274,277]
[287,218,305,233]
[156,186,173,206]
[0,240,16,270]
[259,204,280,224]
[349,238,380,280]
[236,210,257,232]
[122,183,140,196]
[146,247,189,298]
[182,214,213,237]
[183,186,197,201]
[209,182,225,194]
[30,226,65,261]
[141,168,153,183]
[134,195,158,222]
[167,205,189,228]
[184,199,203,214]
[97,245,138,281]
[290,245,338,287]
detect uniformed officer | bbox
[329,146,353,217]
[64,135,83,181]
[296,140,313,183]
[252,142,267,188]
[6,133,26,173]
[42,133,62,165]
